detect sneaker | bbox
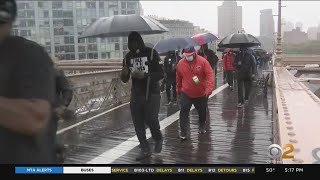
[154,139,163,153]
[135,151,151,161]
[237,103,243,108]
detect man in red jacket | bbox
[176,46,214,140]
[223,48,236,90]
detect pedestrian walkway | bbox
[61,74,273,164]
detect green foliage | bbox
[283,41,320,55]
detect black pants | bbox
[237,75,252,103]
[130,94,162,152]
[179,93,208,136]
[226,70,235,87]
[166,78,176,102]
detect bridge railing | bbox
[273,56,320,164]
[63,70,131,121]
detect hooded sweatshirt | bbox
[197,44,218,70]
[234,49,256,78]
[164,51,181,79]
[121,32,164,97]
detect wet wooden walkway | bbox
[60,74,273,164]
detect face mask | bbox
[186,56,194,62]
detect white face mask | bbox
[186,55,194,62]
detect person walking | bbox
[234,47,256,108]
[176,46,214,140]
[223,48,236,90]
[0,0,56,163]
[163,50,181,105]
[51,60,74,163]
[198,43,219,89]
[121,31,164,161]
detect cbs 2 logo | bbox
[268,144,295,159]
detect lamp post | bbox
[275,0,285,66]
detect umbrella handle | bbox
[146,76,151,101]
[146,47,155,101]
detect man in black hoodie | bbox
[198,43,219,89]
[121,31,164,161]
[233,47,256,108]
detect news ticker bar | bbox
[15,167,255,174]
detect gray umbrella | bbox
[218,33,261,48]
[154,37,198,54]
[79,15,169,38]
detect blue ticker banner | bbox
[15,167,63,174]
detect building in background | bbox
[295,22,303,31]
[259,9,275,52]
[143,16,203,47]
[13,0,143,60]
[218,0,242,38]
[281,18,294,38]
[260,9,274,38]
[283,27,308,44]
[307,27,318,40]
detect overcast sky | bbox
[140,1,320,36]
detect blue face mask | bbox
[186,55,194,62]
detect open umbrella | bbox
[217,47,240,53]
[79,15,169,38]
[79,15,168,101]
[252,47,267,54]
[153,37,198,54]
[218,33,261,48]
[192,32,219,45]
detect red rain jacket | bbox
[176,55,214,98]
[223,48,236,71]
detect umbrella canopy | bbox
[192,32,219,45]
[218,33,261,48]
[79,15,169,38]
[217,47,240,53]
[153,37,198,54]
[252,47,267,54]
[145,43,154,48]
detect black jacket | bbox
[54,68,73,108]
[198,47,219,70]
[121,32,164,97]
[163,53,181,79]
[234,51,256,78]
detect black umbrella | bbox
[79,15,169,38]
[218,33,261,48]
[154,37,198,54]
[252,47,267,54]
[217,47,240,53]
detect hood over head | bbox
[201,43,208,51]
[128,31,145,53]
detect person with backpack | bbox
[234,47,256,108]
